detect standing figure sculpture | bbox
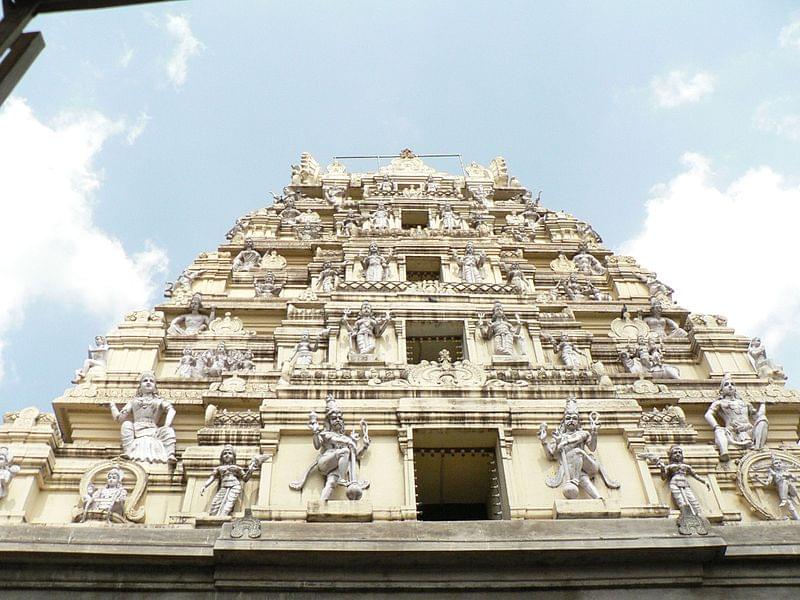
[369,202,393,230]
[73,335,109,383]
[341,301,392,358]
[705,374,768,461]
[0,447,20,501]
[340,208,363,237]
[747,337,787,381]
[167,293,216,336]
[501,262,532,295]
[200,445,264,517]
[539,398,620,499]
[572,242,606,275]
[478,301,524,356]
[359,242,391,283]
[110,372,177,464]
[316,261,341,292]
[452,241,487,283]
[290,394,371,502]
[644,445,711,535]
[544,332,586,369]
[757,455,800,520]
[439,203,461,231]
[643,299,687,338]
[288,329,330,368]
[79,467,127,523]
[232,239,262,272]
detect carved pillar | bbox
[255,428,281,511]
[397,425,417,520]
[394,320,406,366]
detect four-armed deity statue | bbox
[340,301,392,360]
[705,374,769,461]
[478,301,525,357]
[359,241,391,282]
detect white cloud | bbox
[165,14,204,88]
[125,111,151,145]
[0,97,168,381]
[118,43,135,68]
[619,153,800,357]
[779,15,800,49]
[651,70,715,108]
[754,98,800,142]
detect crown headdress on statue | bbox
[324,393,342,419]
[563,397,580,419]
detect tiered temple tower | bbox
[1,149,799,594]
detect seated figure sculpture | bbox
[78,467,127,523]
[110,372,177,464]
[478,301,524,356]
[289,394,370,502]
[232,239,262,272]
[705,374,768,461]
[572,242,606,275]
[539,398,620,499]
[167,293,215,335]
[73,335,109,383]
[643,299,687,338]
[747,337,787,381]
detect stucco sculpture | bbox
[705,374,768,461]
[757,455,799,520]
[200,445,265,517]
[78,466,127,523]
[72,335,109,383]
[747,337,787,381]
[452,241,487,283]
[0,447,20,501]
[316,261,341,292]
[254,272,283,298]
[341,301,392,359]
[572,242,606,275]
[232,239,262,272]
[478,301,524,356]
[643,299,687,338]
[359,242,391,282]
[167,293,216,335]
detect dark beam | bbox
[36,0,178,13]
[0,30,44,104]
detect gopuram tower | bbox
[1,149,799,595]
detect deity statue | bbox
[273,189,301,225]
[469,211,492,236]
[539,398,620,499]
[478,301,524,356]
[164,268,204,298]
[375,174,396,195]
[424,176,438,195]
[643,445,711,534]
[643,299,687,338]
[339,208,363,237]
[0,447,20,501]
[72,335,109,383]
[167,293,216,335]
[110,372,177,464]
[289,394,371,502]
[225,216,248,241]
[575,221,602,245]
[635,271,674,303]
[254,272,283,298]
[469,184,492,208]
[543,332,586,369]
[316,261,341,292]
[572,242,606,275]
[756,455,799,520]
[232,239,262,272]
[747,337,787,381]
[619,336,680,379]
[439,203,462,231]
[340,301,392,358]
[260,249,287,270]
[323,184,347,206]
[705,374,768,461]
[452,241,487,283]
[297,208,321,224]
[177,348,198,378]
[501,262,532,295]
[288,329,330,368]
[521,192,544,230]
[359,242,391,282]
[78,467,127,523]
[200,445,265,517]
[369,202,393,230]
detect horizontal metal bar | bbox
[334,153,462,160]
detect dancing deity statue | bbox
[643,445,711,535]
[572,242,606,275]
[316,261,341,292]
[290,394,371,502]
[452,241,487,283]
[232,239,262,272]
[167,293,216,335]
[341,301,392,358]
[0,447,20,501]
[439,203,461,231]
[200,445,265,517]
[478,301,524,356]
[747,337,787,381]
[359,242,391,282]
[73,335,109,383]
[369,202,393,230]
[78,467,127,523]
[756,455,799,520]
[705,374,768,461]
[539,398,620,499]
[110,372,177,464]
[643,299,687,338]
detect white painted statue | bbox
[705,374,768,461]
[200,444,264,517]
[73,335,109,383]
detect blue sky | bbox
[1,1,799,412]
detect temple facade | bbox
[1,150,799,596]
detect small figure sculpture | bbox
[439,203,462,231]
[544,332,586,369]
[469,211,492,236]
[110,372,177,464]
[643,445,711,535]
[167,293,216,335]
[340,301,392,358]
[521,192,544,231]
[756,455,800,520]
[469,184,492,208]
[747,337,787,381]
[288,329,330,368]
[575,221,602,245]
[260,249,287,270]
[164,268,204,298]
[375,174,396,195]
[501,262,532,295]
[359,242,391,282]
[200,445,265,517]
[225,216,249,241]
[297,208,321,224]
[369,202,393,230]
[339,208,363,237]
[643,299,687,338]
[635,271,674,303]
[619,336,680,379]
[73,335,109,383]
[572,242,606,275]
[424,176,438,195]
[274,192,301,225]
[478,301,524,356]
[452,241,487,283]
[0,447,20,501]
[79,466,127,523]
[290,394,370,502]
[539,398,620,499]
[323,184,347,206]
[254,272,283,298]
[232,239,262,272]
[705,374,768,461]
[316,261,341,292]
